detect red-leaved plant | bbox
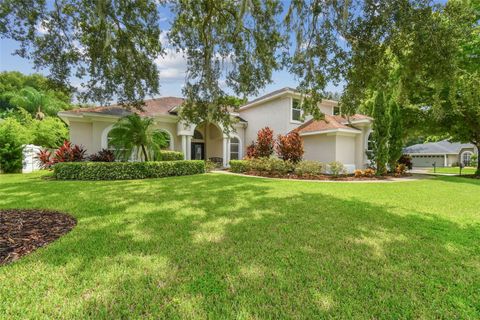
[245,142,258,159]
[276,132,304,163]
[255,127,275,158]
[88,149,115,162]
[38,141,86,169]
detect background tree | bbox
[5,87,69,119]
[0,0,163,106]
[0,118,28,173]
[108,114,169,162]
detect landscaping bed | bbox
[0,209,76,265]
[234,170,411,181]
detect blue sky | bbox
[0,3,342,102]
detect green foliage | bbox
[53,161,205,180]
[108,114,169,162]
[327,161,346,177]
[0,2,162,106]
[158,151,184,161]
[371,92,391,175]
[0,121,24,173]
[204,160,218,173]
[0,110,67,148]
[294,161,324,176]
[388,98,403,171]
[229,160,250,173]
[4,86,70,119]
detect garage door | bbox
[411,155,445,167]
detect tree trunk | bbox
[141,144,149,162]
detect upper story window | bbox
[367,132,374,152]
[333,106,341,115]
[291,98,302,122]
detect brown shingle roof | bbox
[64,97,184,117]
[293,114,372,135]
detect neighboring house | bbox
[58,87,373,171]
[403,140,478,167]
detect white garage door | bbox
[411,155,445,167]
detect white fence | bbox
[22,144,42,173]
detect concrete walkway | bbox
[212,170,431,183]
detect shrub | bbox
[276,132,304,163]
[395,164,407,176]
[53,160,205,180]
[204,160,218,173]
[0,138,23,173]
[229,160,250,173]
[245,142,257,159]
[328,161,346,176]
[471,154,478,167]
[39,140,86,168]
[398,154,413,170]
[0,118,28,173]
[294,161,324,176]
[157,151,183,161]
[248,157,294,174]
[354,169,363,178]
[363,168,376,177]
[88,149,115,162]
[255,127,275,158]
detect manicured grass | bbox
[428,166,478,175]
[1,172,479,319]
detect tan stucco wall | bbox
[447,154,458,166]
[335,135,356,165]
[69,121,94,153]
[302,135,336,163]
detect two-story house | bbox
[59,87,373,171]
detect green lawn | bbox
[428,166,478,175]
[1,172,479,319]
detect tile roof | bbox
[403,140,475,154]
[293,114,372,135]
[63,97,184,117]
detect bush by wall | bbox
[158,151,183,161]
[53,160,204,180]
[294,160,324,176]
[229,160,250,173]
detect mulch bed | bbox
[0,209,76,265]
[237,170,411,181]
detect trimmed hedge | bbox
[53,160,204,180]
[158,151,183,161]
[229,160,250,173]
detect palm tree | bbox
[6,87,68,120]
[107,114,169,161]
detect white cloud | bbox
[155,48,188,80]
[36,20,49,34]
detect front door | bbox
[191,143,205,160]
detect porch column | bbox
[186,135,192,160]
[444,154,447,167]
[222,137,230,167]
[181,135,187,160]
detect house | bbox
[58,87,373,171]
[403,140,478,167]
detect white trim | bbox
[240,89,338,111]
[228,133,243,160]
[299,128,362,136]
[101,124,115,149]
[406,153,456,156]
[461,150,474,165]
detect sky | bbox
[0,2,342,103]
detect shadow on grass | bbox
[0,173,479,318]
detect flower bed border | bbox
[230,170,412,181]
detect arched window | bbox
[230,137,240,160]
[193,129,204,140]
[367,132,374,152]
[462,151,473,166]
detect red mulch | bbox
[0,209,76,265]
[239,170,411,181]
